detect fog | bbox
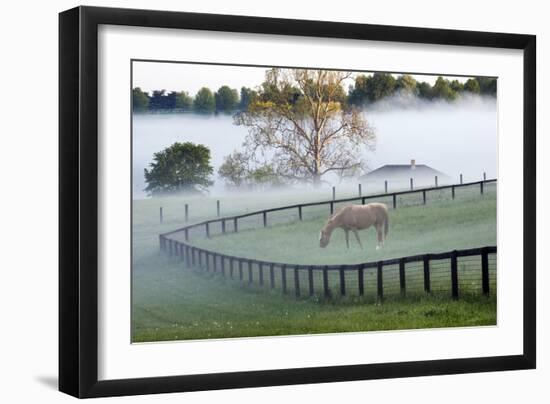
[132,95,497,199]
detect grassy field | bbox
[132,183,497,342]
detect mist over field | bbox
[132,94,496,199]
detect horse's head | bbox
[319,229,330,248]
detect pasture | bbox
[132,183,497,342]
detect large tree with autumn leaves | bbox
[234,68,376,186]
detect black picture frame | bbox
[59,5,536,398]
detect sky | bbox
[132,60,477,96]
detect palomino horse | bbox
[319,203,389,250]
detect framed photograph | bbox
[59,6,536,398]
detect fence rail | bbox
[160,238,496,301]
[158,178,497,302]
[161,178,496,237]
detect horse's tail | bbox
[384,213,389,239]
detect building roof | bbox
[362,164,448,179]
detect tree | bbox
[218,151,250,187]
[144,142,213,195]
[218,151,285,189]
[215,85,239,112]
[464,78,481,94]
[235,68,375,185]
[132,87,150,111]
[417,82,434,99]
[450,79,464,93]
[193,87,216,113]
[175,91,193,110]
[476,77,497,96]
[366,73,396,101]
[239,87,258,111]
[395,74,418,94]
[348,74,370,106]
[149,89,168,110]
[432,77,458,101]
[247,165,283,188]
[348,73,396,104]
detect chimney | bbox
[411,159,416,170]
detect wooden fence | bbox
[158,179,497,301]
[161,178,496,241]
[160,239,496,301]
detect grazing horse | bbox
[319,203,389,250]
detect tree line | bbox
[133,86,256,113]
[133,74,496,114]
[142,69,497,195]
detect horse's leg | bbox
[352,229,363,249]
[376,224,383,250]
[345,229,350,249]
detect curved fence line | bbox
[159,179,497,301]
[161,178,496,237]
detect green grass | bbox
[189,195,496,265]
[133,254,496,342]
[132,184,497,342]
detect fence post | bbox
[179,243,184,261]
[221,256,225,277]
[452,185,455,200]
[460,174,463,184]
[358,264,364,296]
[358,183,362,197]
[399,258,406,297]
[385,180,388,193]
[480,181,484,195]
[298,205,302,221]
[234,217,238,233]
[332,186,336,200]
[184,228,189,242]
[258,263,264,286]
[330,201,334,215]
[339,267,346,296]
[281,265,287,294]
[191,247,196,267]
[238,259,243,281]
[423,255,431,294]
[221,220,226,234]
[229,258,234,279]
[451,250,459,299]
[410,178,414,190]
[362,197,366,205]
[198,249,203,268]
[248,261,253,284]
[167,239,173,256]
[269,263,275,289]
[393,194,397,209]
[185,204,189,222]
[159,207,163,223]
[186,245,191,267]
[483,172,487,181]
[294,268,300,298]
[308,266,314,296]
[481,248,490,296]
[323,266,329,298]
[422,190,426,205]
[205,222,210,238]
[217,200,220,217]
[435,175,438,187]
[377,261,384,303]
[263,211,267,227]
